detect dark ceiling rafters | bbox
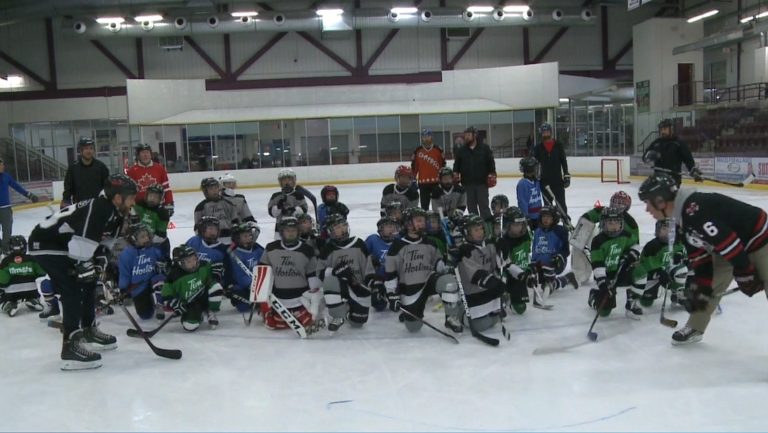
[526,0,593,65]
[90,40,137,79]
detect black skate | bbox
[444,315,463,333]
[39,299,60,320]
[61,330,102,371]
[328,316,346,332]
[671,326,703,346]
[82,324,117,351]
[562,272,579,290]
[625,299,642,320]
[1,301,19,317]
[25,298,44,312]
[207,311,219,329]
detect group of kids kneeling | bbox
[0,158,690,340]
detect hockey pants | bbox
[34,255,97,339]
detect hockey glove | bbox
[682,282,712,313]
[474,273,505,297]
[622,248,641,267]
[734,264,764,297]
[59,200,72,210]
[164,203,175,218]
[332,262,358,286]
[673,251,686,265]
[74,260,97,284]
[166,298,186,316]
[656,269,671,287]
[27,192,39,203]
[689,167,704,183]
[519,268,537,289]
[563,174,571,189]
[156,261,169,275]
[486,173,497,188]
[210,262,225,281]
[552,254,566,275]
[387,292,401,312]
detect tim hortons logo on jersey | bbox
[8,265,33,275]
[275,255,303,278]
[513,250,529,264]
[685,201,700,216]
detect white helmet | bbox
[218,173,236,184]
[219,173,236,196]
[278,168,296,181]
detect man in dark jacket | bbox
[61,138,110,208]
[642,119,703,186]
[453,127,496,219]
[533,123,570,216]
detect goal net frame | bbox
[600,158,630,184]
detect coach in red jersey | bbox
[410,128,445,210]
[126,144,175,217]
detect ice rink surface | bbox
[2,177,768,432]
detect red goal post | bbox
[601,158,630,184]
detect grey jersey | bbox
[260,240,319,308]
[268,189,309,232]
[317,237,375,284]
[384,235,440,305]
[380,183,419,215]
[457,241,501,317]
[223,192,255,224]
[431,185,467,214]
[193,197,238,236]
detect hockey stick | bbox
[296,185,319,222]
[660,218,679,328]
[588,261,628,341]
[226,247,308,338]
[437,207,455,248]
[543,185,574,231]
[398,307,459,344]
[126,312,176,338]
[454,267,499,346]
[653,167,755,188]
[120,304,182,359]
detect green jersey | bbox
[581,207,640,246]
[632,238,687,282]
[133,204,168,239]
[0,255,47,294]
[495,233,532,278]
[426,234,447,259]
[591,230,638,280]
[161,263,220,311]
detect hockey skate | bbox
[82,323,117,351]
[25,298,44,312]
[444,315,463,333]
[671,326,703,346]
[625,299,642,320]
[61,330,102,371]
[1,301,19,317]
[39,299,60,320]
[327,315,346,332]
[561,272,579,290]
[207,311,219,329]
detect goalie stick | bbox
[454,267,500,346]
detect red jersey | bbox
[411,145,445,185]
[126,162,174,205]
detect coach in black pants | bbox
[453,127,496,219]
[533,123,570,216]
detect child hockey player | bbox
[297,213,322,255]
[162,244,224,330]
[365,216,400,312]
[268,169,309,238]
[517,157,543,229]
[430,167,466,215]
[117,223,166,320]
[132,183,171,259]
[425,211,448,258]
[0,236,48,317]
[570,191,640,284]
[319,214,375,331]
[380,165,419,216]
[589,207,642,318]
[227,222,264,313]
[532,206,578,297]
[194,177,238,243]
[317,185,349,231]
[384,200,405,227]
[631,218,689,309]
[186,216,230,287]
[259,217,323,330]
[384,208,462,333]
[495,207,533,314]
[487,194,509,240]
[219,173,256,224]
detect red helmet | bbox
[395,165,413,180]
[610,191,632,213]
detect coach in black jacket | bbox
[453,127,496,219]
[61,138,110,208]
[533,123,570,216]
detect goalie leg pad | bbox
[569,217,595,250]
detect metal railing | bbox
[673,81,768,107]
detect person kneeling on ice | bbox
[259,217,323,330]
[0,236,50,317]
[455,215,507,333]
[186,216,230,288]
[365,217,400,312]
[384,208,462,333]
[319,214,375,332]
[495,207,534,314]
[532,207,578,296]
[589,207,642,318]
[162,245,224,330]
[227,222,264,313]
[486,194,509,239]
[631,219,689,309]
[131,183,171,260]
[117,223,166,320]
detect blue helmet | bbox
[539,123,553,135]
[421,128,433,137]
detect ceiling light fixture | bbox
[467,6,494,13]
[686,9,718,23]
[316,8,344,16]
[96,17,125,24]
[231,11,259,17]
[134,14,163,22]
[391,7,418,14]
[502,5,530,13]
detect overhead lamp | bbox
[231,11,259,17]
[502,5,530,13]
[467,6,494,13]
[0,75,24,89]
[316,8,344,16]
[686,9,718,23]
[134,14,163,22]
[96,16,125,24]
[391,7,418,14]
[741,11,768,23]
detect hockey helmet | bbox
[503,206,528,238]
[173,244,199,273]
[325,214,350,243]
[638,174,678,203]
[421,128,433,137]
[385,200,404,221]
[232,222,259,250]
[144,183,164,207]
[196,216,220,242]
[77,137,95,149]
[218,173,237,189]
[462,214,486,243]
[610,191,632,213]
[8,235,27,256]
[538,122,553,135]
[403,207,427,235]
[491,194,509,214]
[395,165,413,183]
[104,174,138,200]
[520,156,539,177]
[321,185,339,205]
[135,143,152,159]
[539,206,559,229]
[200,177,221,199]
[127,222,153,248]
[377,216,400,242]
[600,207,624,237]
[279,216,300,246]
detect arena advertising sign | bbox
[628,0,653,11]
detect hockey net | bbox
[601,158,630,184]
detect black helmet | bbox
[200,177,219,190]
[104,174,138,200]
[9,235,27,256]
[126,222,153,248]
[232,222,259,249]
[520,156,539,175]
[135,143,152,155]
[503,206,528,237]
[438,167,454,178]
[600,207,624,237]
[377,216,399,242]
[172,244,199,272]
[325,214,350,243]
[464,126,477,135]
[462,214,486,242]
[195,216,220,236]
[491,194,509,211]
[539,206,559,227]
[279,216,300,245]
[638,174,678,203]
[77,137,94,148]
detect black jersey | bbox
[28,196,123,261]
[643,136,696,184]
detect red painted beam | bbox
[601,5,609,69]
[608,40,633,69]
[136,38,145,79]
[224,34,232,78]
[446,28,485,70]
[90,40,137,79]
[205,71,442,91]
[531,27,568,64]
[183,36,227,79]
[232,32,287,79]
[0,86,127,101]
[363,29,399,73]
[45,18,57,89]
[522,27,530,64]
[355,29,363,74]
[297,31,356,74]
[0,50,50,88]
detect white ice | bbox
[2,178,768,432]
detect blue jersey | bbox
[186,235,232,285]
[0,172,30,208]
[118,245,165,297]
[230,244,265,290]
[531,225,570,265]
[516,178,543,221]
[365,234,393,278]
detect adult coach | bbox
[61,138,110,208]
[638,174,767,345]
[411,128,445,210]
[126,143,175,218]
[0,158,38,254]
[453,126,496,219]
[642,119,702,186]
[533,123,570,216]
